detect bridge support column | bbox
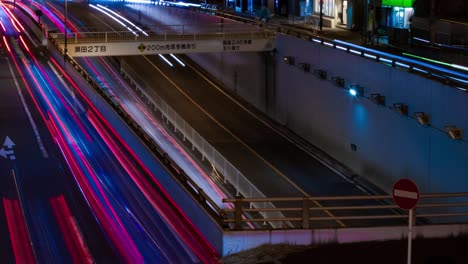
[234,197,243,230]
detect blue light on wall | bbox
[349,85,363,97]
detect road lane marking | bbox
[48,61,86,114]
[102,8,344,226]
[185,57,370,195]
[0,136,16,160]
[6,56,48,158]
[90,13,116,32]
[143,56,345,227]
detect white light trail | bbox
[452,64,468,72]
[364,53,376,59]
[170,54,185,67]
[158,54,173,67]
[89,4,138,36]
[97,4,149,36]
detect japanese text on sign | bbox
[74,45,107,53]
[223,39,252,51]
[138,43,197,52]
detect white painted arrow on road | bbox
[0,148,14,159]
[3,136,15,149]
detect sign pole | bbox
[407,208,413,264]
[392,178,419,264]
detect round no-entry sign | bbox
[393,179,419,210]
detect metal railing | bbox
[413,17,468,48]
[46,15,285,229]
[44,6,468,233]
[119,60,289,228]
[49,23,276,44]
[222,193,468,230]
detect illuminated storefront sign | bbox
[382,0,414,8]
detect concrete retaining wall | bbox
[274,34,468,194]
[189,32,468,195]
[223,224,468,256]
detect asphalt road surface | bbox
[0,46,118,262]
[61,2,406,228]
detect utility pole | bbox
[319,0,323,31]
[363,0,368,45]
[429,0,435,46]
[64,0,68,67]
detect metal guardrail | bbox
[41,5,468,233]
[47,35,228,225]
[42,12,284,228]
[119,60,289,228]
[413,17,468,48]
[222,193,468,230]
[49,31,288,229]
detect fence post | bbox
[234,197,243,230]
[302,198,310,229]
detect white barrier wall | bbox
[274,34,468,194]
[188,33,468,195]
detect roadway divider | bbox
[119,59,290,229]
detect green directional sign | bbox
[382,0,414,7]
[138,43,146,52]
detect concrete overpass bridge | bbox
[49,23,276,57]
[34,5,468,257]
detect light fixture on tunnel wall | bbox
[413,112,430,126]
[298,63,310,72]
[370,94,385,105]
[313,69,327,80]
[393,103,409,116]
[283,56,295,65]
[348,85,363,97]
[444,126,463,140]
[331,76,345,87]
